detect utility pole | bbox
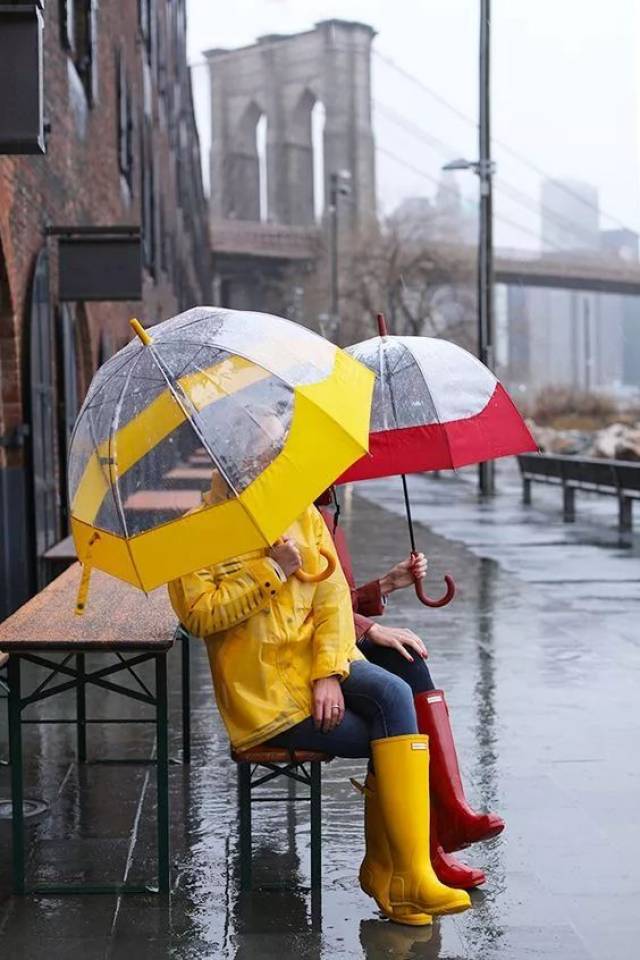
[443,1,496,494]
[327,170,351,342]
[477,0,495,495]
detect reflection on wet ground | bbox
[1,465,639,958]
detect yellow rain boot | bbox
[371,734,472,917]
[357,773,432,927]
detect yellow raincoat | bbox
[168,505,364,750]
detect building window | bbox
[139,0,153,65]
[141,120,156,276]
[156,6,167,101]
[116,50,134,188]
[60,0,98,106]
[159,199,169,274]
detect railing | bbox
[517,453,640,531]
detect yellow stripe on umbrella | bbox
[72,355,271,525]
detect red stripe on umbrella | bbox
[338,382,537,483]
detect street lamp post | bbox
[327,170,351,342]
[443,0,495,495]
[477,0,495,495]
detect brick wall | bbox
[0,0,211,617]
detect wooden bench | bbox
[0,563,179,895]
[518,453,640,531]
[231,746,332,893]
[163,466,211,489]
[42,535,77,582]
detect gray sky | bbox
[187,0,640,251]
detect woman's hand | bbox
[379,553,427,596]
[269,536,302,577]
[366,623,428,662]
[312,676,345,732]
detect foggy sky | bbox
[187,0,640,251]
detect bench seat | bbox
[232,746,332,764]
[0,562,176,652]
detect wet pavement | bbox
[1,460,639,959]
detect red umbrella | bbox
[336,314,537,607]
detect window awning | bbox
[0,2,45,155]
[49,227,142,302]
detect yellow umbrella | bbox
[69,307,374,611]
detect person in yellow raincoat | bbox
[168,500,471,926]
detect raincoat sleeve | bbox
[309,508,359,682]
[354,612,375,643]
[168,556,285,638]
[354,580,385,618]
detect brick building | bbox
[0,0,210,619]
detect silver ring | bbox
[330,705,341,712]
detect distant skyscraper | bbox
[541,179,600,252]
[391,175,476,246]
[504,178,638,395]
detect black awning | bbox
[52,227,142,302]
[0,3,45,155]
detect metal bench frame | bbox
[234,753,326,894]
[0,655,8,766]
[518,453,640,531]
[7,649,170,895]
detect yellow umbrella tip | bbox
[130,317,152,346]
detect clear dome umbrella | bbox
[336,314,538,607]
[68,307,374,612]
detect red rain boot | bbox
[415,690,505,853]
[431,803,486,889]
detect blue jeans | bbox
[266,659,418,759]
[359,635,436,695]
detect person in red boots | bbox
[317,491,504,890]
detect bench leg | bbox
[181,633,191,764]
[522,477,532,505]
[563,485,575,522]
[155,654,170,894]
[0,666,9,766]
[618,496,633,533]
[310,761,322,891]
[238,763,252,891]
[76,653,87,764]
[8,656,24,895]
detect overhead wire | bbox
[374,99,602,245]
[373,47,638,235]
[376,144,568,252]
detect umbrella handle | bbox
[412,552,456,608]
[295,547,336,583]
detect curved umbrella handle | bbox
[412,552,456,607]
[295,547,336,583]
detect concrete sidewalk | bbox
[1,475,639,959]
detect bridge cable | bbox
[375,100,617,247]
[373,48,639,235]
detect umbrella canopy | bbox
[69,307,374,597]
[337,329,537,484]
[334,318,537,608]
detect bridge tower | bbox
[206,19,376,230]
